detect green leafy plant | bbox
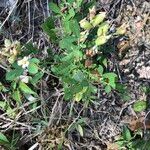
[0,40,44,118]
[133,100,147,113]
[116,126,150,150]
[42,1,125,102]
[0,132,19,150]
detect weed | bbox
[42,0,125,102]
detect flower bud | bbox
[79,18,92,30]
[91,12,106,27]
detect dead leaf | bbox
[137,66,150,79]
[107,142,119,150]
[128,117,150,131]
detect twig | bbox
[0,0,18,30]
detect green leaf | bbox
[6,106,16,118]
[122,126,132,141]
[29,58,40,64]
[73,70,84,82]
[105,85,111,93]
[11,82,17,89]
[28,62,38,74]
[71,19,80,37]
[91,12,106,27]
[76,0,83,7]
[0,101,6,109]
[63,20,72,35]
[41,17,57,41]
[6,68,23,81]
[97,65,104,74]
[23,42,38,55]
[133,101,147,112]
[31,72,44,85]
[49,2,61,14]
[0,132,9,144]
[19,82,35,95]
[77,124,84,137]
[59,36,77,51]
[12,89,21,103]
[97,22,109,36]
[68,8,75,19]
[95,35,111,46]
[103,72,117,89]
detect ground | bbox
[0,0,150,150]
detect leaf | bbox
[19,82,35,95]
[73,70,84,82]
[29,58,40,64]
[74,87,87,102]
[103,72,117,89]
[0,132,9,144]
[91,12,106,27]
[133,101,147,112]
[122,126,132,141]
[105,85,111,93]
[24,94,37,101]
[41,17,57,41]
[0,101,6,109]
[31,72,44,85]
[63,20,72,34]
[79,18,92,30]
[74,92,83,102]
[115,23,127,35]
[23,42,38,55]
[97,22,109,36]
[77,124,84,137]
[67,8,75,19]
[76,0,83,7]
[6,106,16,118]
[4,39,11,47]
[12,89,21,103]
[28,62,38,74]
[71,19,80,37]
[6,68,23,81]
[97,65,104,74]
[59,36,77,51]
[49,2,61,14]
[95,35,111,46]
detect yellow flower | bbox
[18,56,30,69]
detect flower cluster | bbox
[18,56,30,69]
[0,39,20,64]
